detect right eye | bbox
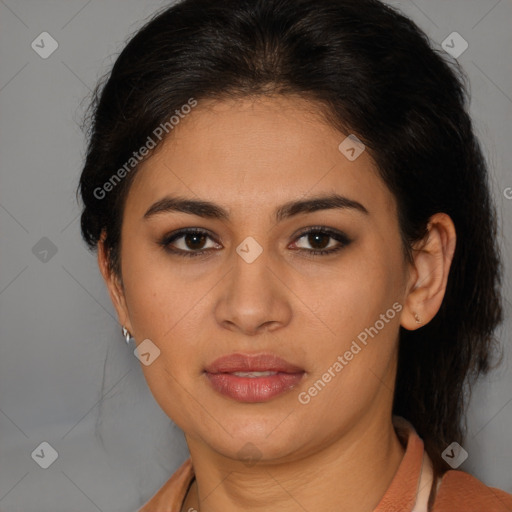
[159,228,222,258]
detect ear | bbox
[401,213,456,330]
[97,231,133,333]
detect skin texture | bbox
[98,95,456,512]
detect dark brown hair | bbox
[77,0,504,478]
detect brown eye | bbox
[291,227,351,256]
[304,232,332,250]
[182,232,208,250]
[159,229,221,257]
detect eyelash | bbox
[158,226,352,258]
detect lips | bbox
[204,353,305,402]
[204,353,304,374]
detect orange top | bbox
[138,417,512,511]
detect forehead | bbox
[127,95,395,219]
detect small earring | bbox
[122,326,132,344]
[414,312,422,324]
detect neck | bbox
[182,412,405,512]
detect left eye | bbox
[291,228,351,255]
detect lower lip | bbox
[205,372,305,402]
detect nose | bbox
[214,240,293,336]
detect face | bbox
[106,95,413,464]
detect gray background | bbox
[0,1,511,510]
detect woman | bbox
[77,0,512,510]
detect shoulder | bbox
[433,469,512,512]
[138,457,194,512]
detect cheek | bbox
[120,246,207,427]
[120,237,199,338]
[299,240,403,343]
[294,236,404,397]
[119,240,219,397]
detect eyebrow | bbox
[143,193,369,222]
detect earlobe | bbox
[401,213,456,331]
[413,312,422,324]
[97,232,133,333]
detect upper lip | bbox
[204,353,304,374]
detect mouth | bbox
[204,353,305,402]
[229,370,279,377]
